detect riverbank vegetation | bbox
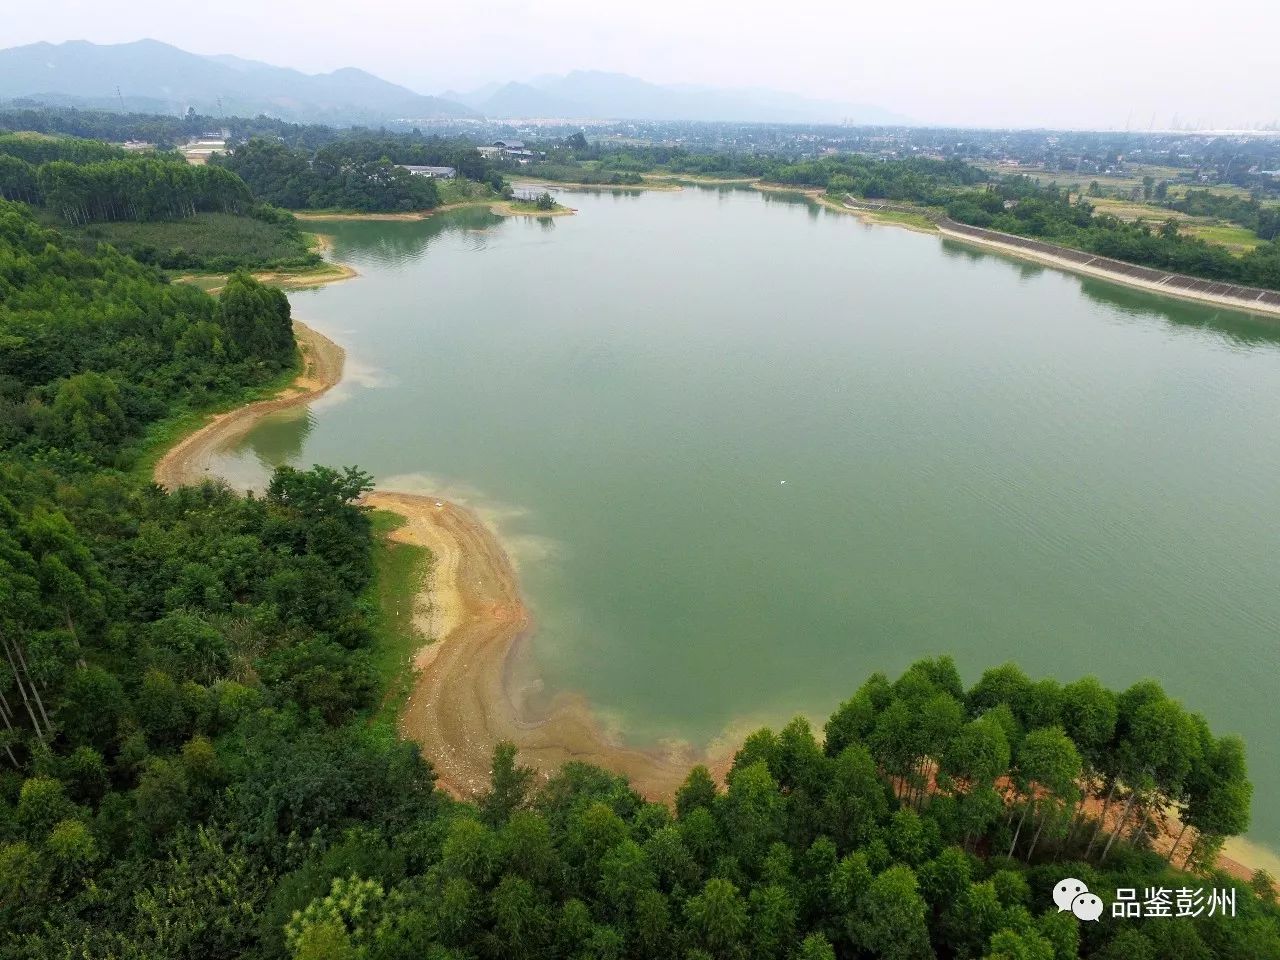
[942,181,1280,289]
[517,137,1280,289]
[56,209,320,272]
[3,129,1280,959]
[365,511,430,728]
[213,136,506,214]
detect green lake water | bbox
[211,186,1280,849]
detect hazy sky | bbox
[7,0,1277,129]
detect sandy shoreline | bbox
[292,198,578,223]
[152,319,724,801]
[369,490,724,798]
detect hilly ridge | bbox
[1,39,906,125]
[0,39,476,124]
[449,69,908,124]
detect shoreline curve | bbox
[369,489,726,799]
[152,321,346,490]
[152,319,727,802]
[151,252,1276,877]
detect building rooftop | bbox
[398,165,457,178]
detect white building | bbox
[398,165,457,179]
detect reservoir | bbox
[211,185,1280,850]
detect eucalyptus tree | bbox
[480,741,534,827]
[819,743,888,851]
[849,865,933,960]
[1058,676,1118,847]
[676,765,718,820]
[1006,726,1081,861]
[870,661,964,808]
[965,663,1033,720]
[1097,685,1201,861]
[1177,732,1251,869]
[684,877,748,959]
[941,714,1011,850]
[824,671,892,758]
[1086,680,1163,859]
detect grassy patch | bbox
[978,162,1191,198]
[435,178,500,205]
[1086,197,1189,221]
[64,212,318,271]
[177,274,228,293]
[1165,182,1258,201]
[507,199,566,214]
[175,259,355,295]
[649,173,758,185]
[1180,222,1261,254]
[365,510,431,729]
[524,163,646,186]
[864,210,938,231]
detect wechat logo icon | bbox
[1054,878,1103,921]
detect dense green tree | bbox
[685,877,748,959]
[850,864,933,960]
[481,741,535,827]
[1007,727,1081,860]
[216,138,443,213]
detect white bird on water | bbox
[780,480,787,485]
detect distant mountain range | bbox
[0,39,476,124]
[0,39,906,126]
[443,70,907,124]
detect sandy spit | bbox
[370,489,725,799]
[488,200,577,218]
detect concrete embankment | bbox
[937,218,1280,318]
[836,195,1280,318]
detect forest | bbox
[0,199,296,465]
[0,134,253,224]
[0,106,504,161]
[213,138,444,213]
[0,134,319,272]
